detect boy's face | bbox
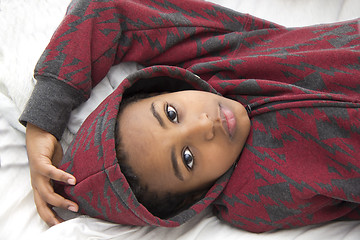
[118,90,250,195]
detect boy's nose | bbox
[183,113,214,141]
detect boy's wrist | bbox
[19,78,85,140]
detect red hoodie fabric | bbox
[20,0,360,233]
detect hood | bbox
[55,65,234,227]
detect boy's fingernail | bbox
[67,178,76,185]
[68,206,77,212]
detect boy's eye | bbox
[183,147,194,170]
[166,104,178,123]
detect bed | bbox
[0,0,359,239]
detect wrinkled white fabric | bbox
[0,93,26,167]
[1,0,359,239]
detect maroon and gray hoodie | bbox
[20,0,360,233]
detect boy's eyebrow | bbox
[151,102,166,128]
[171,147,184,181]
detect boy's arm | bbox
[20,1,130,223]
[21,0,274,139]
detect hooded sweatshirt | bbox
[20,0,360,233]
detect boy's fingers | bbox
[38,162,76,185]
[36,179,78,212]
[34,189,63,226]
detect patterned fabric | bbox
[22,0,360,232]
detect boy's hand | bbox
[26,123,79,226]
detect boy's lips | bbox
[219,104,236,139]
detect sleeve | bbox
[20,0,280,139]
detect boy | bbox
[21,0,360,232]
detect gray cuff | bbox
[19,78,85,140]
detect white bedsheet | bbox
[0,0,359,239]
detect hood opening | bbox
[58,66,228,227]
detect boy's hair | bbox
[115,93,205,219]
